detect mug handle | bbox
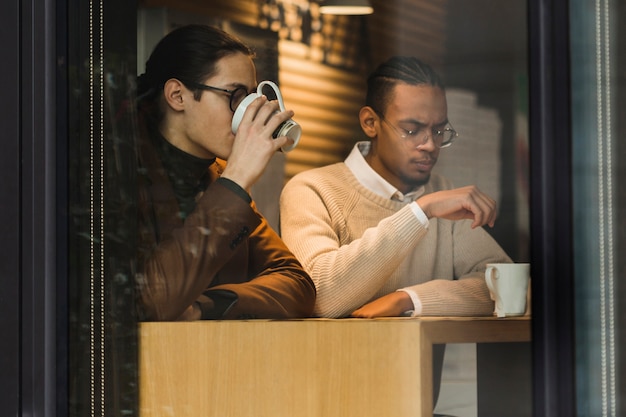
[257,81,286,111]
[485,266,504,317]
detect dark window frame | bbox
[0,0,68,416]
[528,0,576,416]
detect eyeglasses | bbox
[181,80,249,112]
[378,114,458,149]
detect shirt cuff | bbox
[396,288,423,317]
[216,177,252,203]
[410,201,430,227]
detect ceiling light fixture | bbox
[319,0,374,15]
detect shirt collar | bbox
[345,141,425,202]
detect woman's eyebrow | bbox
[238,83,253,91]
[217,81,251,90]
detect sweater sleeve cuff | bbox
[216,177,252,204]
[396,288,423,316]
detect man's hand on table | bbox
[350,291,413,318]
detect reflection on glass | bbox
[67,1,531,415]
[571,0,623,415]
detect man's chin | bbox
[405,173,430,188]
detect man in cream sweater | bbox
[280,56,511,319]
[279,56,512,412]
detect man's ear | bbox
[359,106,379,138]
[163,78,186,111]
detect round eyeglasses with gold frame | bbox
[378,114,458,149]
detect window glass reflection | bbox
[67,1,531,415]
[571,0,624,414]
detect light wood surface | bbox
[139,316,530,417]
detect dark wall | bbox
[444,0,528,260]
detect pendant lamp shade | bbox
[319,0,374,15]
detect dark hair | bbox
[365,56,445,115]
[137,24,253,120]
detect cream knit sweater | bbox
[280,162,512,318]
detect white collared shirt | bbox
[344,141,429,315]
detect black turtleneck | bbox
[154,133,215,220]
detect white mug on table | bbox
[485,263,530,318]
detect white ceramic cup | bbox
[485,263,530,317]
[231,80,301,153]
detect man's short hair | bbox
[365,56,445,115]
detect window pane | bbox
[67,1,139,415]
[67,1,530,415]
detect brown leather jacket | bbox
[135,129,316,321]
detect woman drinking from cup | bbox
[134,24,315,321]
